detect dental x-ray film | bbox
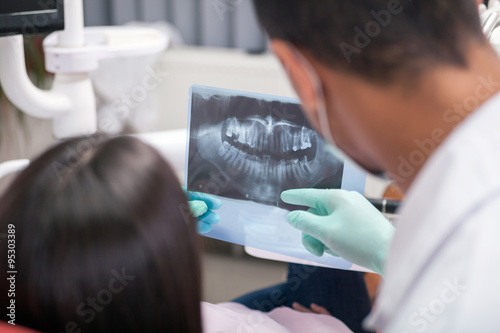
[187,86,367,271]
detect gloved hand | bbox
[281,189,396,275]
[183,187,222,234]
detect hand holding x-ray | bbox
[184,188,222,234]
[282,189,395,275]
[186,86,367,271]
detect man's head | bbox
[254,0,485,83]
[253,0,493,188]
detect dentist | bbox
[252,0,500,332]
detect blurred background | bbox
[0,0,388,304]
[83,0,267,50]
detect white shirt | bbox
[365,92,500,332]
[201,302,353,333]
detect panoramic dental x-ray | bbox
[186,86,366,269]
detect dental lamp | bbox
[0,0,167,139]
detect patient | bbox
[0,134,353,333]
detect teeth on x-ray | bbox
[219,116,318,183]
[190,89,344,208]
[223,117,315,160]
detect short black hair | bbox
[0,135,202,333]
[253,0,486,83]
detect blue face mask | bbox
[288,44,391,181]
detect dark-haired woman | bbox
[0,135,353,332]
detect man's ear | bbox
[271,40,319,125]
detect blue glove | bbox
[183,187,222,234]
[281,189,395,275]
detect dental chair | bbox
[0,322,40,333]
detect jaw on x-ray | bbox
[187,86,344,210]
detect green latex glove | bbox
[183,187,222,234]
[188,200,209,218]
[281,189,396,275]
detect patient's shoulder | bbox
[201,302,353,333]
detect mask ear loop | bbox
[285,45,357,165]
[285,43,336,146]
[285,44,392,181]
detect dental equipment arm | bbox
[281,189,396,276]
[0,0,97,139]
[367,198,400,214]
[0,160,30,180]
[0,36,72,119]
[0,0,167,140]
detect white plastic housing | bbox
[0,160,30,180]
[52,73,97,139]
[0,35,72,119]
[44,26,169,74]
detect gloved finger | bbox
[281,189,327,208]
[198,210,220,226]
[188,200,209,218]
[324,248,340,257]
[287,210,328,240]
[302,234,325,257]
[190,193,222,210]
[281,188,349,211]
[303,212,338,257]
[197,221,212,235]
[183,187,222,210]
[307,207,319,215]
